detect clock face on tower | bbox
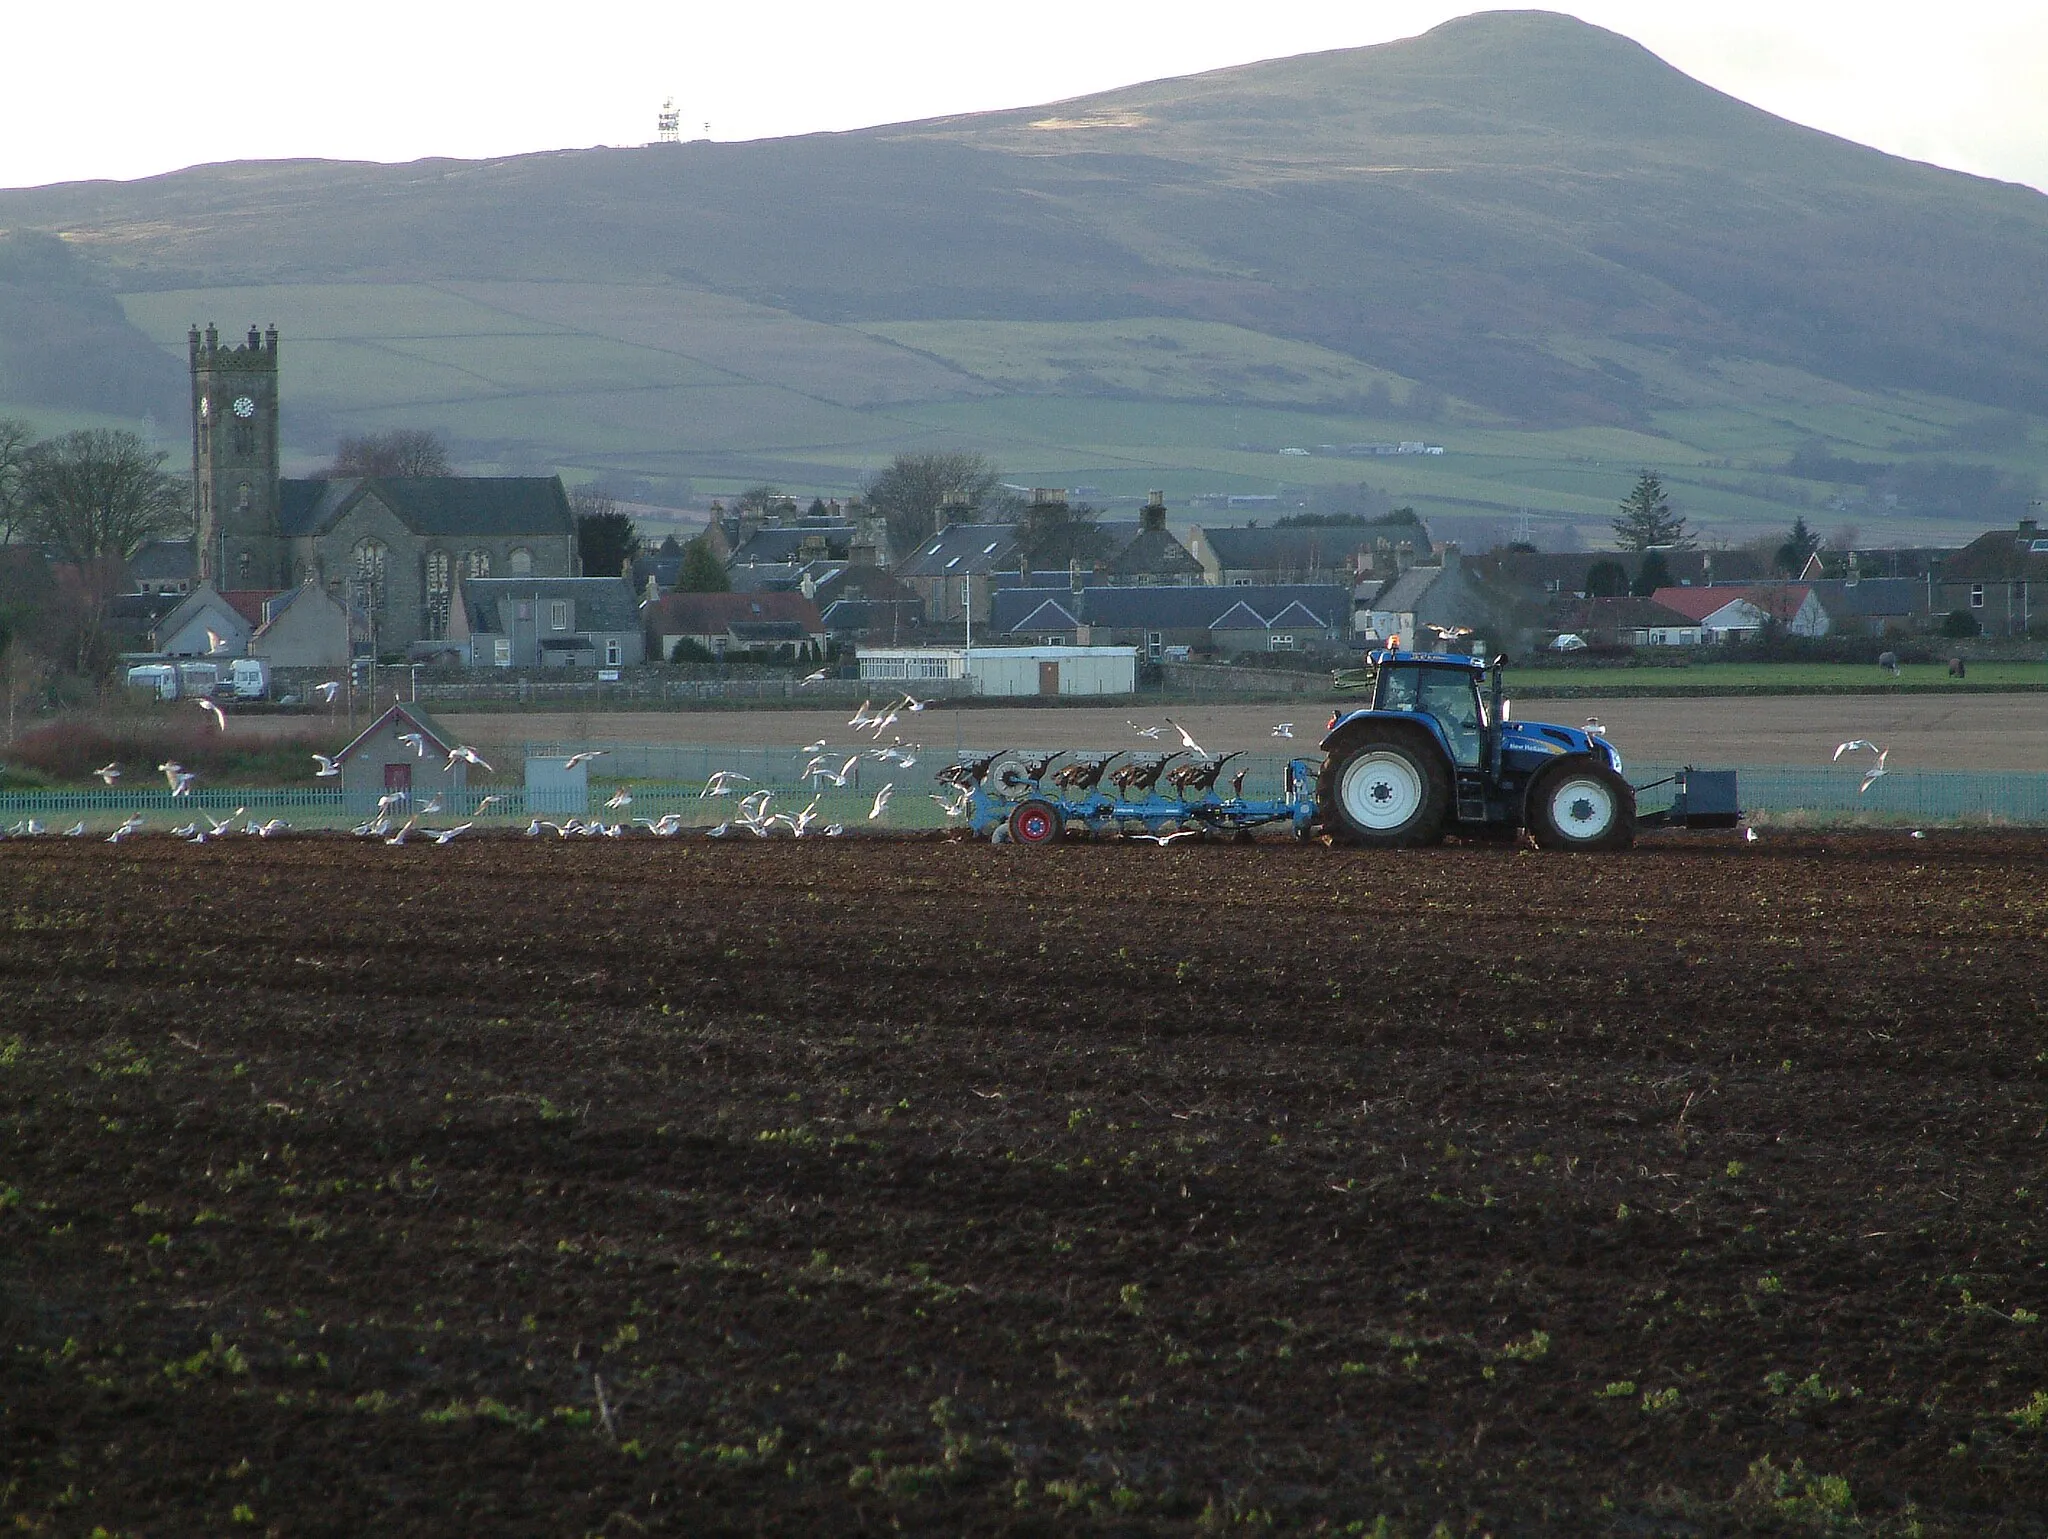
[232,396,256,419]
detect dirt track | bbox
[427,693,2048,771]
[4,830,2047,1534]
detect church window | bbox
[507,547,533,577]
[237,552,251,579]
[425,550,452,640]
[236,482,252,512]
[352,539,388,611]
[466,550,492,579]
[233,422,256,455]
[550,601,569,631]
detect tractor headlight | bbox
[1603,741,1623,774]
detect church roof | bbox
[278,477,573,540]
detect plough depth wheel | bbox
[1007,799,1064,846]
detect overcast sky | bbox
[5,2,2045,194]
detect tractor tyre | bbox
[1527,757,1636,852]
[1318,728,1451,848]
[1007,799,1064,847]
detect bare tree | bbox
[0,418,32,545]
[863,452,1005,553]
[325,429,451,478]
[20,429,187,566]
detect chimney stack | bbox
[1141,490,1166,533]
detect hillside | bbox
[1,10,2044,544]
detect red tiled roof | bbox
[1649,585,1809,623]
[218,589,283,626]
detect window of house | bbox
[551,600,569,630]
[1971,584,1985,608]
[507,547,533,576]
[1269,634,1296,651]
[493,639,512,667]
[466,550,491,579]
[605,638,621,667]
[1146,630,1164,655]
[515,600,532,621]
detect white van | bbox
[175,662,220,698]
[126,664,180,700]
[230,659,271,700]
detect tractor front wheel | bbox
[1527,757,1635,851]
[1319,730,1450,847]
[1007,799,1064,846]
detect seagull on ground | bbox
[195,696,228,731]
[107,815,144,843]
[93,763,121,785]
[1128,721,1164,739]
[869,783,895,820]
[446,745,493,774]
[1164,718,1205,756]
[561,750,607,770]
[63,821,86,838]
[1744,826,1759,844]
[706,822,732,838]
[1131,828,1201,845]
[701,770,752,797]
[17,819,42,837]
[931,787,973,819]
[207,808,245,837]
[824,822,845,837]
[1833,738,1889,794]
[312,753,341,777]
[315,681,342,704]
[397,732,428,758]
[431,823,472,845]
[1271,723,1294,739]
[385,817,418,846]
[634,813,684,836]
[250,819,288,838]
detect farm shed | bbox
[334,703,469,814]
[857,645,1136,697]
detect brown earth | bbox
[4,831,2047,1536]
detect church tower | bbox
[190,323,283,588]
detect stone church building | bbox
[190,324,580,653]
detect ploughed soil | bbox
[3,831,2046,1536]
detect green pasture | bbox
[1523,661,2046,693]
[82,279,2045,548]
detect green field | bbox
[1519,661,2046,694]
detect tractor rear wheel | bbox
[1007,799,1064,846]
[1319,729,1450,847]
[1527,757,1635,851]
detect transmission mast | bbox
[655,98,681,145]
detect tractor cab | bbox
[1365,650,1489,768]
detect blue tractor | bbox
[1319,648,1718,850]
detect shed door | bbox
[1038,660,1060,696]
[384,762,412,794]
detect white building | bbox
[857,645,1138,697]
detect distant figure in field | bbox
[1877,651,1900,677]
[1948,656,1967,679]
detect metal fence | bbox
[6,753,2047,831]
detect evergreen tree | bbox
[1632,551,1674,596]
[1610,471,1691,551]
[1774,517,1819,575]
[676,536,730,593]
[1584,559,1629,597]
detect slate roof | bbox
[1558,596,1700,631]
[1368,565,1443,614]
[1804,578,1923,618]
[1470,548,1767,593]
[1103,526,1204,581]
[458,577,641,634]
[1935,524,2048,581]
[1196,525,1380,573]
[129,538,196,582]
[644,591,825,635]
[278,477,573,539]
[334,703,459,763]
[895,523,1020,579]
[991,583,1350,634]
[729,524,855,564]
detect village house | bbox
[332,702,473,815]
[642,591,826,662]
[1552,595,1703,647]
[451,576,645,669]
[1926,518,2048,636]
[1357,545,1529,650]
[1649,584,1830,641]
[991,582,1353,658]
